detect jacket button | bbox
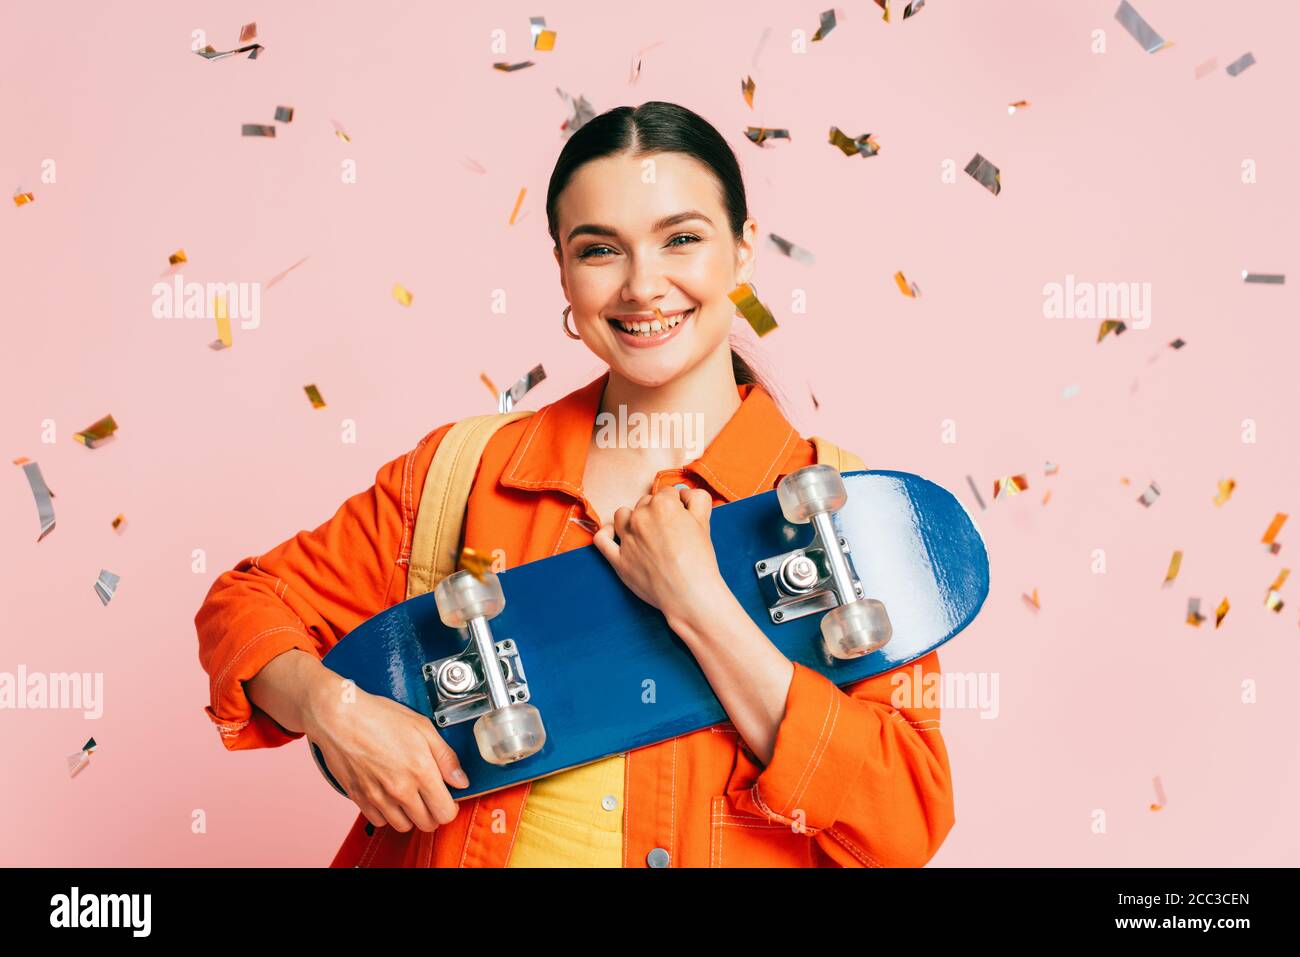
[646,847,670,868]
[601,795,618,811]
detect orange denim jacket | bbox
[194,370,955,867]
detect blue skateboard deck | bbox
[311,470,989,800]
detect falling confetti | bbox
[966,475,987,511]
[19,460,56,541]
[1044,462,1059,477]
[1265,569,1288,612]
[67,737,98,778]
[508,187,527,225]
[569,515,600,534]
[530,16,557,51]
[1261,513,1288,551]
[808,383,820,410]
[1162,550,1183,587]
[13,189,35,206]
[1150,775,1166,812]
[741,75,755,108]
[74,414,118,449]
[393,283,413,307]
[1213,479,1236,506]
[993,475,1028,500]
[1170,338,1186,349]
[1242,271,1284,284]
[1097,319,1127,342]
[210,295,232,350]
[1114,1,1172,54]
[195,42,264,61]
[498,364,547,413]
[768,234,815,265]
[480,372,501,403]
[275,105,294,123]
[168,248,187,265]
[1186,597,1206,626]
[744,127,791,147]
[266,255,309,289]
[894,271,920,297]
[242,124,276,138]
[239,22,257,42]
[829,127,880,158]
[332,119,351,142]
[558,88,595,135]
[493,61,534,72]
[1137,481,1160,507]
[1194,58,1218,79]
[304,384,326,409]
[1061,384,1081,400]
[1225,52,1256,77]
[1214,597,1230,628]
[458,546,494,581]
[903,0,925,17]
[1022,588,1041,611]
[728,283,777,336]
[112,514,126,532]
[811,10,837,42]
[964,153,1001,195]
[94,569,120,606]
[1007,100,1031,114]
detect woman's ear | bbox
[734,218,758,286]
[553,246,569,299]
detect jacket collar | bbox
[499,370,801,503]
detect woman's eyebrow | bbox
[566,210,714,243]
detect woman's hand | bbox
[592,486,729,629]
[303,672,470,833]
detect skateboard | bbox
[309,466,989,800]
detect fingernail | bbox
[452,769,469,787]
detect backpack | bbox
[406,411,866,601]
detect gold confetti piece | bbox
[210,294,232,350]
[242,124,276,137]
[1162,550,1182,587]
[894,271,920,297]
[493,61,534,72]
[332,120,351,142]
[1213,478,1236,506]
[1242,271,1284,284]
[74,414,118,448]
[1266,588,1285,613]
[12,456,29,465]
[266,255,309,288]
[19,460,56,541]
[875,0,890,21]
[1120,476,1131,485]
[993,475,1028,500]
[458,546,494,581]
[741,75,755,108]
[393,283,413,307]
[1007,100,1030,114]
[1225,52,1255,77]
[304,384,326,409]
[239,22,257,42]
[1097,319,1127,342]
[1114,1,1172,54]
[68,737,97,778]
[498,364,547,413]
[1137,480,1160,508]
[508,186,527,225]
[768,234,815,265]
[966,475,987,511]
[1022,588,1040,611]
[1214,597,1229,628]
[168,248,187,265]
[963,153,1001,195]
[1268,568,1290,593]
[112,514,125,532]
[1186,597,1205,626]
[13,189,35,206]
[94,569,120,606]
[1261,513,1288,547]
[1194,58,1218,79]
[744,126,791,147]
[1150,775,1166,811]
[811,9,837,42]
[195,42,264,60]
[557,89,596,135]
[275,105,294,123]
[480,372,501,402]
[728,282,777,337]
[829,127,880,158]
[1041,489,1052,506]
[530,16,557,51]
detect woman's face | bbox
[553,151,757,387]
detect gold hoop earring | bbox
[562,305,581,340]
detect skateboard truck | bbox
[756,464,892,660]
[429,570,547,766]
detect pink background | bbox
[2,1,1296,866]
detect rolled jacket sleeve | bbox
[194,424,452,750]
[725,650,955,867]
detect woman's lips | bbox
[607,307,694,349]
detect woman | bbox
[195,101,954,868]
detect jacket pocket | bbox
[709,795,817,868]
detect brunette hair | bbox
[545,101,783,407]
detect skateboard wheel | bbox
[473,702,547,766]
[777,464,848,524]
[434,569,505,628]
[820,599,891,659]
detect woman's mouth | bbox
[607,307,695,348]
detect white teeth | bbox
[615,308,691,336]
[649,319,663,331]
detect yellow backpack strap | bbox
[407,411,535,600]
[809,435,867,473]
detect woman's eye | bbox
[579,245,614,260]
[667,234,701,248]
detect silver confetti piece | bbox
[768,234,816,266]
[1242,272,1285,284]
[1137,480,1161,508]
[94,569,120,606]
[964,153,1002,196]
[499,364,547,413]
[1114,1,1168,54]
[21,461,56,541]
[242,124,276,137]
[1225,52,1256,77]
[557,88,595,136]
[903,0,925,18]
[274,105,294,122]
[812,10,836,41]
[194,42,264,61]
[966,475,987,511]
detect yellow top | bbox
[505,753,626,867]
